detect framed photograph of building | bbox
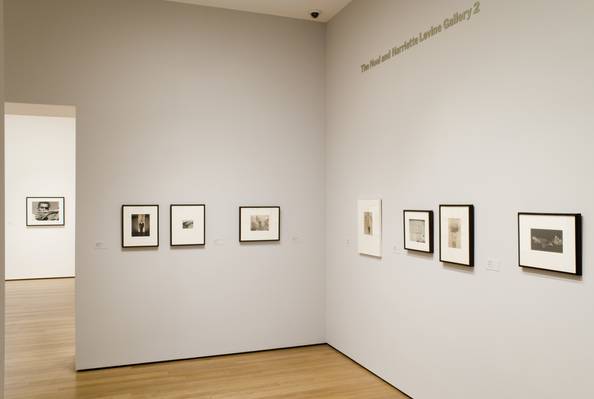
[170,204,206,247]
[358,199,382,257]
[239,206,280,242]
[518,213,582,275]
[122,205,159,248]
[403,210,433,253]
[439,205,474,266]
[26,197,65,226]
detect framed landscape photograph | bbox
[26,197,65,226]
[239,206,280,242]
[518,213,582,275]
[358,199,382,257]
[122,205,159,248]
[403,210,433,253]
[439,205,474,266]
[170,204,206,247]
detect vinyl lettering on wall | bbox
[360,1,481,73]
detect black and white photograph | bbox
[358,200,382,257]
[240,206,280,242]
[439,205,474,266]
[531,229,563,253]
[403,210,433,253]
[410,220,426,243]
[26,197,65,226]
[448,218,461,249]
[519,213,581,275]
[131,214,150,237]
[251,215,270,231]
[122,205,159,248]
[363,212,373,235]
[33,201,60,221]
[171,204,205,247]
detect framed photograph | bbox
[518,213,582,275]
[403,210,433,253]
[358,199,382,257]
[121,205,159,248]
[239,206,280,242]
[170,204,206,246]
[26,197,65,226]
[439,205,474,266]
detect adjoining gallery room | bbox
[0,0,593,398]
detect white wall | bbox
[326,0,594,398]
[5,0,326,370]
[5,113,75,280]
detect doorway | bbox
[4,102,75,280]
[4,102,76,398]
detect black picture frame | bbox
[239,206,281,243]
[170,204,206,247]
[518,212,582,276]
[439,204,474,267]
[121,204,160,248]
[26,196,65,227]
[403,210,434,253]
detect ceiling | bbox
[165,0,352,23]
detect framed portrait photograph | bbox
[239,206,280,242]
[170,204,206,247]
[26,197,65,226]
[518,213,582,275]
[439,205,474,267]
[121,205,159,248]
[358,199,382,257]
[403,210,433,253]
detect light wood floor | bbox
[5,279,407,399]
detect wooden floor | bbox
[5,279,407,399]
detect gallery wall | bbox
[325,0,594,398]
[5,111,76,280]
[5,0,326,370]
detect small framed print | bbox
[439,205,474,267]
[403,210,433,253]
[358,199,382,257]
[26,197,65,226]
[170,204,206,247]
[518,213,582,276]
[239,206,280,242]
[122,205,159,248]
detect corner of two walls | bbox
[6,0,594,397]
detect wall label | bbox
[360,1,481,73]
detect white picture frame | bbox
[26,196,65,226]
[239,206,280,242]
[121,205,159,248]
[439,205,474,266]
[170,204,206,247]
[358,199,382,257]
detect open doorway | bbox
[5,102,75,280]
[4,103,76,398]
